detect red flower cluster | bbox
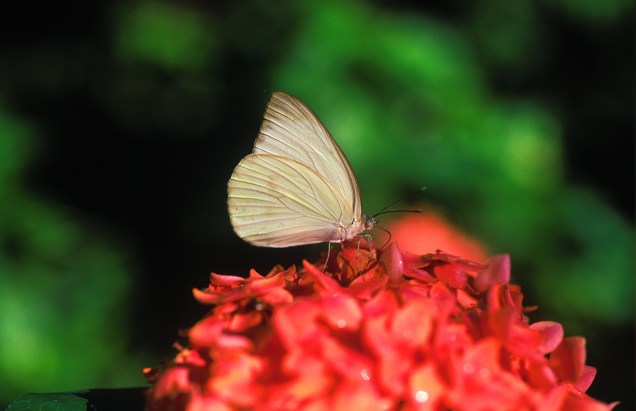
[144,241,614,410]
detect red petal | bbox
[192,287,221,304]
[337,246,376,283]
[248,271,286,293]
[560,384,615,411]
[363,288,400,317]
[391,300,434,348]
[549,336,587,383]
[331,380,389,411]
[319,337,374,382]
[450,339,535,410]
[209,353,263,407]
[319,296,362,331]
[475,254,510,292]
[301,260,345,296]
[209,272,247,286]
[408,364,446,410]
[187,394,232,411]
[188,316,224,347]
[273,300,325,348]
[347,268,388,300]
[523,359,558,390]
[434,263,468,289]
[404,267,437,283]
[456,288,478,309]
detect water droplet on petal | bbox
[336,318,347,328]
[360,368,371,381]
[414,390,429,403]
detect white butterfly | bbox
[227,92,376,247]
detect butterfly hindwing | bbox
[228,154,354,247]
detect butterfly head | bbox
[362,214,377,231]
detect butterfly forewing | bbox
[253,92,361,219]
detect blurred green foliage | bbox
[115,2,216,72]
[0,108,146,404]
[0,0,632,407]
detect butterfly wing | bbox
[228,154,353,247]
[227,92,364,247]
[253,92,362,219]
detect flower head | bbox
[145,238,614,410]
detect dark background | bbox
[0,0,632,408]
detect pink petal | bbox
[379,243,404,284]
[576,365,597,392]
[215,333,254,351]
[529,321,564,354]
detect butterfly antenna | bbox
[372,186,426,217]
[374,209,422,218]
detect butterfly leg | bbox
[355,238,362,274]
[323,242,333,272]
[363,233,374,252]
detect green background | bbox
[0,0,633,408]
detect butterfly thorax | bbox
[337,214,376,242]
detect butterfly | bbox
[227,92,376,247]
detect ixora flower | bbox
[144,240,615,411]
